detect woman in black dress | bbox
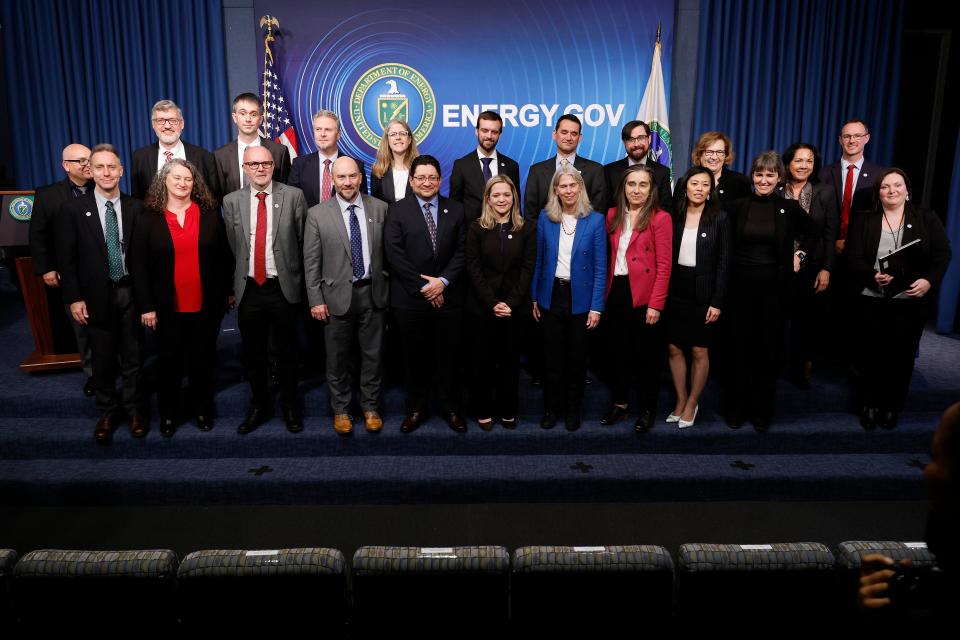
[465,175,536,429]
[665,166,730,429]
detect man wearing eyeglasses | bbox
[130,99,221,201]
[29,143,96,395]
[214,92,291,194]
[384,155,468,433]
[603,119,673,213]
[222,145,309,434]
[289,110,368,208]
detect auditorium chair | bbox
[351,545,510,638]
[511,544,675,633]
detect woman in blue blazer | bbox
[531,164,607,431]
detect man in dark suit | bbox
[523,114,605,219]
[819,119,884,256]
[29,143,95,391]
[304,157,389,435]
[449,110,522,219]
[603,119,673,213]
[214,93,291,194]
[288,110,368,208]
[57,144,146,443]
[222,145,308,434]
[130,99,221,201]
[384,155,468,433]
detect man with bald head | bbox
[223,145,308,434]
[29,143,95,393]
[304,157,389,434]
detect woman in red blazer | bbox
[600,165,673,432]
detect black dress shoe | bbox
[94,412,121,444]
[752,419,770,433]
[859,407,877,431]
[565,413,581,431]
[159,417,177,438]
[725,413,744,429]
[196,414,214,432]
[876,409,898,430]
[283,405,304,433]
[633,409,655,433]
[83,377,96,397]
[477,418,494,432]
[445,412,467,433]
[500,417,517,430]
[238,405,272,434]
[540,413,557,429]
[400,411,426,433]
[600,405,629,426]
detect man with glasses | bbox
[222,145,308,434]
[603,119,673,213]
[131,99,221,201]
[449,110,522,219]
[289,110,368,208]
[384,155,468,433]
[214,92,291,194]
[29,144,96,395]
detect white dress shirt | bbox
[678,227,698,267]
[156,140,186,173]
[94,190,127,275]
[237,136,261,187]
[841,157,864,196]
[248,183,277,278]
[337,194,371,280]
[477,148,499,177]
[614,218,633,276]
[555,214,577,279]
[392,168,409,201]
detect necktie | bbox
[322,159,333,202]
[348,204,364,280]
[164,150,174,164]
[423,202,437,253]
[840,164,855,241]
[253,192,268,285]
[481,157,493,184]
[560,158,569,167]
[104,201,124,282]
[71,185,86,198]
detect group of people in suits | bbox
[28,98,951,441]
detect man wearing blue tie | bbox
[449,110,523,219]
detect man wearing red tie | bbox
[288,110,368,208]
[222,146,308,434]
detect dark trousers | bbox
[156,309,222,418]
[724,265,783,423]
[86,281,142,416]
[63,302,93,378]
[44,284,77,354]
[324,284,385,414]
[606,275,661,412]
[788,266,828,375]
[541,279,588,417]
[469,311,522,418]
[856,295,926,413]
[394,305,462,414]
[238,278,298,407]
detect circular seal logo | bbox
[350,62,436,150]
[8,196,33,222]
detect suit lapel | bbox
[239,186,251,250]
[329,200,352,259]
[271,184,284,245]
[383,169,396,202]
[363,197,380,262]
[226,140,240,190]
[82,195,108,260]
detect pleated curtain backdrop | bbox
[1,0,231,192]
[691,0,903,171]
[937,131,960,333]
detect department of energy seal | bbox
[350,63,436,149]
[8,196,33,222]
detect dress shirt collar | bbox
[416,195,439,212]
[94,190,121,208]
[841,157,863,173]
[477,147,498,162]
[556,153,577,169]
[159,140,185,156]
[628,154,648,167]
[336,193,363,214]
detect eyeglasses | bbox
[65,158,90,166]
[152,118,182,126]
[387,131,410,139]
[243,161,275,170]
[702,150,726,158]
[626,135,650,144]
[841,133,867,141]
[412,175,440,183]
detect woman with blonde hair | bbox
[370,118,419,202]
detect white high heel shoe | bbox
[678,405,699,429]
[666,410,682,423]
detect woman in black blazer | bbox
[132,159,233,436]
[846,168,951,430]
[665,166,730,429]
[370,118,419,203]
[722,151,822,432]
[465,176,536,429]
[778,143,838,388]
[680,131,752,211]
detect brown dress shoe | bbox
[400,411,425,433]
[445,412,467,433]
[363,411,383,433]
[130,414,149,438]
[333,414,353,435]
[94,412,120,444]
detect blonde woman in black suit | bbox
[370,118,419,203]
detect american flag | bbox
[260,41,298,159]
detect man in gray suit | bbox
[223,145,308,434]
[304,157,389,435]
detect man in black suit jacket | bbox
[214,92,291,194]
[384,155,468,433]
[603,119,673,213]
[288,109,368,208]
[523,114,606,219]
[449,110,522,219]
[57,144,146,443]
[130,99,221,201]
[28,143,95,383]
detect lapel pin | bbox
[719,189,725,194]
[443,209,448,213]
[85,211,92,217]
[507,234,513,239]
[500,162,506,167]
[907,223,913,229]
[701,232,707,237]
[863,172,869,178]
[274,203,280,208]
[779,208,785,214]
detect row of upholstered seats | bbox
[0,541,936,634]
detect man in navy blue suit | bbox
[449,110,522,219]
[288,110,368,208]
